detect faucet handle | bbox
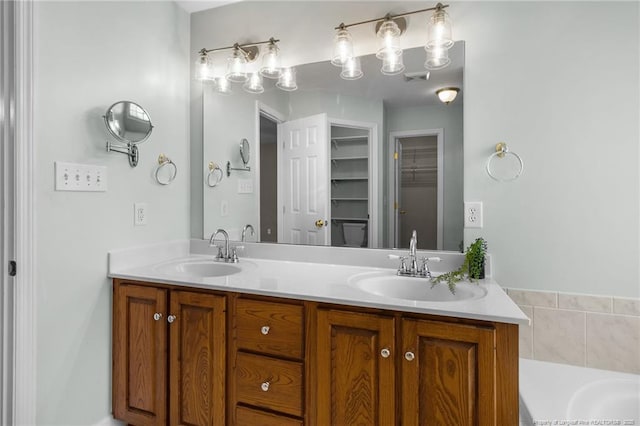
[215,246,224,261]
[388,254,408,274]
[231,248,239,263]
[419,257,440,278]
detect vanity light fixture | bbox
[436,87,459,104]
[341,56,363,80]
[196,37,297,93]
[276,67,297,91]
[332,3,452,80]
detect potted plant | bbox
[431,238,488,294]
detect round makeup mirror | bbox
[240,138,250,166]
[104,101,153,167]
[104,101,153,144]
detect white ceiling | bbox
[175,0,239,14]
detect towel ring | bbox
[155,154,177,185]
[206,162,223,187]
[486,143,523,182]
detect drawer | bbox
[236,406,303,426]
[236,298,304,359]
[235,352,303,417]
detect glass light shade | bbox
[331,28,354,67]
[195,54,215,81]
[225,48,248,83]
[259,42,282,79]
[276,67,297,91]
[215,77,233,95]
[243,72,265,94]
[376,20,402,60]
[381,51,405,75]
[426,7,454,50]
[424,46,451,70]
[436,87,459,104]
[340,56,363,80]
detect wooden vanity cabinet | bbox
[112,280,518,426]
[112,280,226,426]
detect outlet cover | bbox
[464,201,483,228]
[134,203,148,226]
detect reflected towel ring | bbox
[486,142,523,182]
[206,162,223,187]
[155,154,177,185]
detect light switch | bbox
[55,161,107,192]
[237,179,253,194]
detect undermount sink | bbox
[349,271,487,302]
[156,260,241,278]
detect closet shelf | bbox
[331,217,369,222]
[332,156,368,161]
[331,177,368,181]
[331,136,368,142]
[331,197,368,201]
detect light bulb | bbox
[331,28,354,67]
[215,77,232,95]
[243,72,265,94]
[226,47,248,83]
[381,51,405,75]
[276,67,297,91]
[424,46,451,70]
[376,20,402,60]
[195,53,215,82]
[426,6,454,50]
[260,41,282,79]
[340,56,363,80]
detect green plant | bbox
[431,238,487,294]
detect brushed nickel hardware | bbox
[155,154,177,185]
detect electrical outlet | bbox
[55,161,107,192]
[134,203,148,226]
[220,200,228,217]
[464,201,483,228]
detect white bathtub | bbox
[520,359,640,425]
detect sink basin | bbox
[156,260,241,278]
[349,272,487,302]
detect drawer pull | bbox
[153,313,163,321]
[167,315,176,324]
[380,348,391,358]
[404,351,415,361]
[260,325,270,335]
[260,381,270,392]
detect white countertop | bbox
[108,240,529,325]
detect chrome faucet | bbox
[389,230,441,278]
[241,224,255,242]
[209,229,231,262]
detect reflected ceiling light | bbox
[243,72,264,94]
[332,3,452,80]
[195,51,215,82]
[276,67,297,91]
[196,37,294,94]
[331,26,354,67]
[424,46,451,70]
[381,52,405,75]
[436,87,459,104]
[215,77,233,95]
[260,38,282,79]
[340,56,363,80]
[426,3,454,50]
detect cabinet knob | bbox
[167,315,176,324]
[380,348,391,358]
[404,351,415,361]
[260,326,270,335]
[153,313,163,321]
[261,381,270,392]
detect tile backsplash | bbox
[505,288,640,374]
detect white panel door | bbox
[278,113,329,245]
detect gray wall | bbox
[34,1,190,424]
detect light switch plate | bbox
[55,161,107,192]
[237,179,253,194]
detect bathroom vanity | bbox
[109,241,528,426]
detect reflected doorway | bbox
[391,129,444,250]
[259,112,279,243]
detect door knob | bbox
[404,351,415,361]
[261,326,270,335]
[153,313,163,321]
[380,348,391,358]
[167,315,176,324]
[315,219,327,228]
[400,210,407,215]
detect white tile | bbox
[533,307,585,366]
[508,289,557,308]
[586,313,640,374]
[558,293,612,313]
[519,305,533,359]
[613,297,640,316]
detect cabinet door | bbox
[113,283,167,426]
[401,319,496,426]
[316,310,395,426]
[169,291,226,426]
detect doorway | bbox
[259,114,278,243]
[389,129,444,250]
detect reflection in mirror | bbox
[240,138,251,165]
[203,43,464,251]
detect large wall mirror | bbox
[203,43,464,251]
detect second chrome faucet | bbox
[209,229,239,263]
